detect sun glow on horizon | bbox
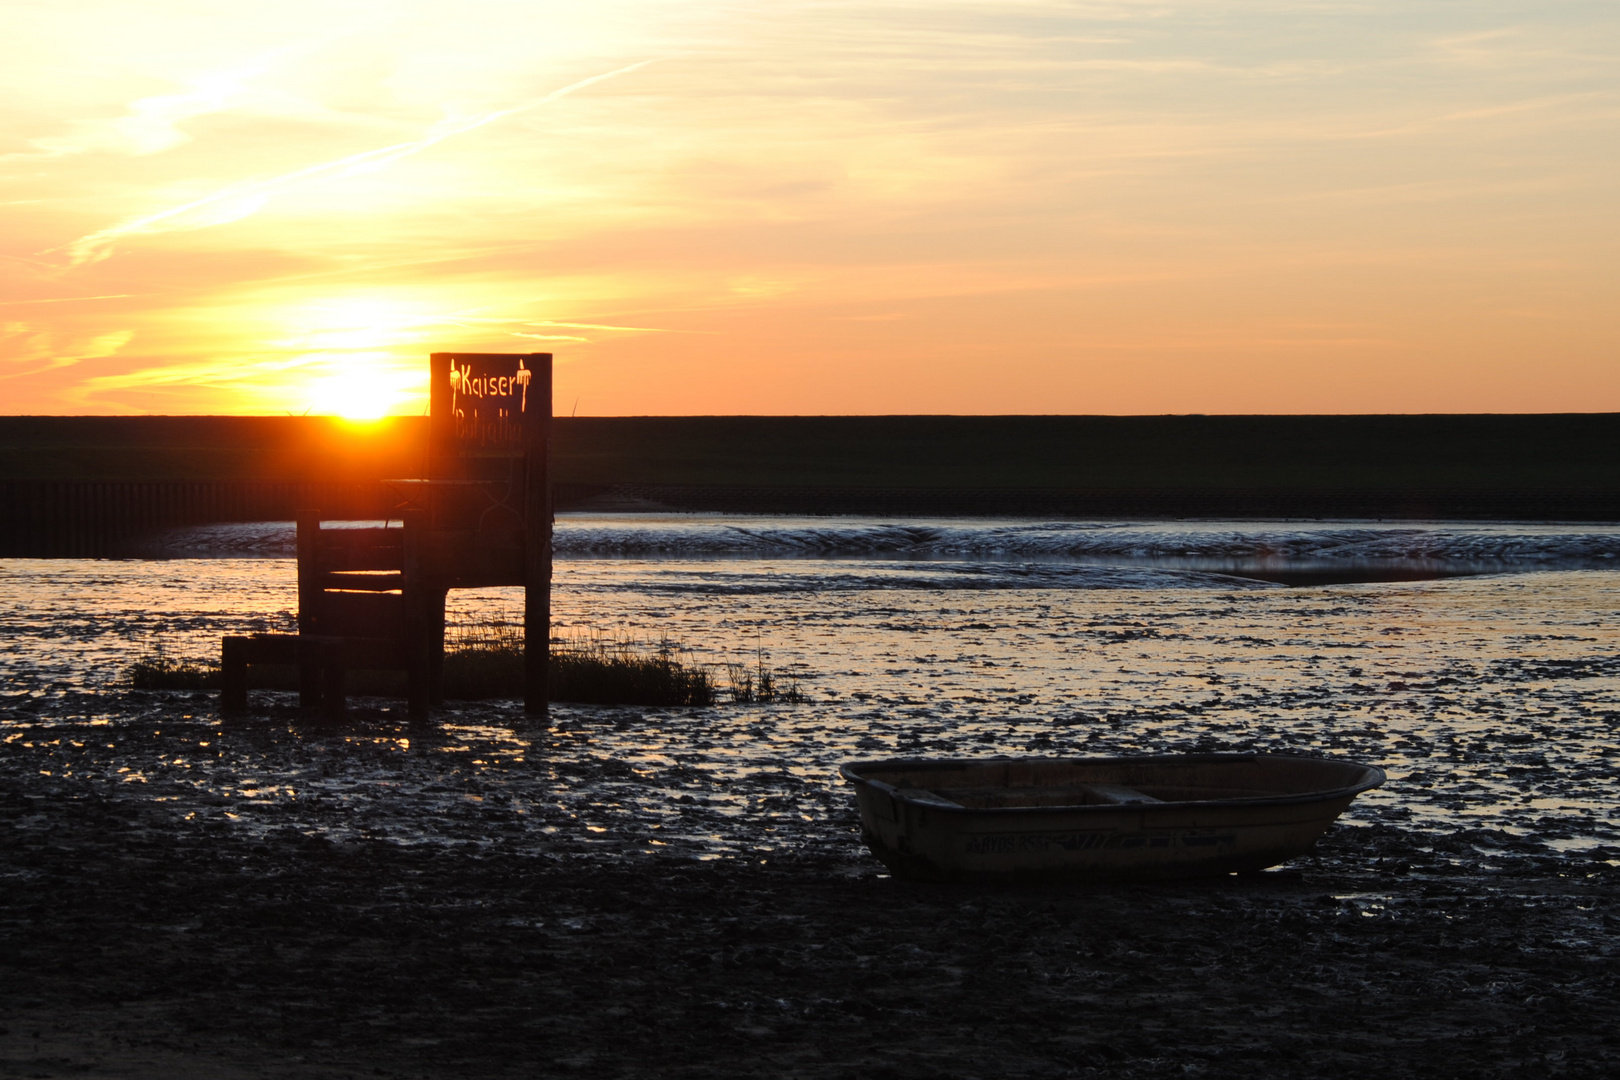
[302,358,419,419]
[277,299,432,418]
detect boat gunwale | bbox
[839,753,1386,816]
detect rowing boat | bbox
[840,753,1384,882]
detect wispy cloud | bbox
[457,316,689,344]
[22,64,271,160]
[0,326,133,380]
[507,331,592,342]
[0,294,136,305]
[50,60,659,268]
[527,319,681,332]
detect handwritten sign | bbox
[430,352,550,456]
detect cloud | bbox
[0,294,135,305]
[507,332,592,342]
[526,320,680,333]
[24,65,268,160]
[51,60,660,268]
[0,325,133,380]
[474,316,688,344]
[11,33,363,163]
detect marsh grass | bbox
[127,645,402,694]
[128,645,221,690]
[129,620,804,707]
[440,619,525,701]
[724,647,807,705]
[444,621,718,706]
[550,633,716,707]
[448,618,806,706]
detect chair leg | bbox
[299,661,322,709]
[296,635,327,711]
[407,647,430,722]
[428,588,448,707]
[321,644,346,723]
[221,636,249,712]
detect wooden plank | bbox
[931,784,1162,806]
[296,509,320,636]
[429,353,454,480]
[314,527,404,571]
[1087,784,1163,805]
[429,352,546,462]
[315,527,404,552]
[236,634,410,669]
[418,529,525,588]
[313,591,407,638]
[320,571,405,592]
[896,788,963,808]
[237,634,300,664]
[403,509,431,721]
[318,547,405,572]
[221,636,249,711]
[524,357,552,718]
[325,636,410,669]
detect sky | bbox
[2,0,1617,417]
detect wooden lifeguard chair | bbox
[222,352,552,721]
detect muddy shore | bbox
[4,692,1617,1080]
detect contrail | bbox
[528,320,676,333]
[52,60,659,267]
[0,293,135,305]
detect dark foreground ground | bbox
[3,700,1618,1080]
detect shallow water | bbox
[3,515,1618,873]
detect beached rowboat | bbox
[841,753,1385,882]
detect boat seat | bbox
[896,788,964,809]
[916,783,1163,808]
[1086,783,1162,805]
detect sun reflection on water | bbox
[2,547,1618,865]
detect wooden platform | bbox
[220,352,553,721]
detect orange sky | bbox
[3,1,1617,416]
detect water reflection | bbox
[2,542,1619,870]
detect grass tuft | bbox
[439,619,525,701]
[128,646,221,690]
[724,652,807,705]
[443,622,719,707]
[550,635,716,707]
[129,621,805,708]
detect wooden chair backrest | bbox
[295,511,418,641]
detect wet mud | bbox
[3,693,1617,1080]
[4,545,1619,1077]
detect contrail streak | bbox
[0,293,135,305]
[53,60,658,267]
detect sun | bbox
[283,297,434,418]
[304,360,420,419]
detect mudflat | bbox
[5,548,1618,1078]
[3,699,1615,1080]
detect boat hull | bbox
[841,754,1384,882]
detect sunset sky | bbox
[3,1,1616,416]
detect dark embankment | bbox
[2,414,1618,553]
